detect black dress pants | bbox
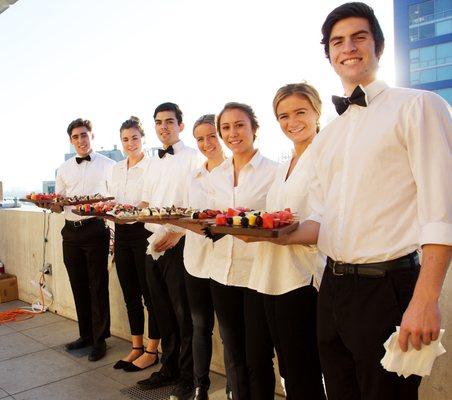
[115,223,159,339]
[258,285,326,400]
[210,280,250,400]
[62,219,110,346]
[184,271,214,389]
[318,263,422,400]
[145,237,193,382]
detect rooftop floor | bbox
[0,300,248,400]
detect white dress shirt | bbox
[110,155,150,206]
[308,80,452,263]
[249,147,326,295]
[208,150,278,287]
[56,152,115,221]
[183,162,221,279]
[141,140,201,234]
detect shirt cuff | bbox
[306,212,322,225]
[420,222,452,247]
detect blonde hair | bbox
[273,83,322,132]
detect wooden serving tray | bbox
[137,214,186,222]
[71,209,138,223]
[178,217,215,225]
[209,221,299,238]
[21,197,114,206]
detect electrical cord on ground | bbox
[0,210,53,324]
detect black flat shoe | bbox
[88,341,107,362]
[123,350,159,372]
[65,337,91,351]
[113,346,144,369]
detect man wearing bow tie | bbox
[137,103,200,399]
[54,118,115,361]
[278,2,451,399]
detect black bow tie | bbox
[76,154,91,164]
[332,86,367,115]
[158,145,174,159]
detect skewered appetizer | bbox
[214,208,295,229]
[25,193,63,202]
[138,205,191,218]
[75,201,117,215]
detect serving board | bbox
[209,221,299,238]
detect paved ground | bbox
[0,300,245,400]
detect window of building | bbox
[410,41,452,84]
[409,0,452,41]
[434,87,452,104]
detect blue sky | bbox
[0,0,394,192]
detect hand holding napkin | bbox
[146,225,168,260]
[381,326,446,378]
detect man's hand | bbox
[398,244,450,352]
[398,296,441,351]
[153,232,184,253]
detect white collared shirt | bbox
[110,155,150,206]
[141,140,201,233]
[308,80,452,263]
[183,162,222,279]
[208,150,278,287]
[56,152,116,221]
[249,147,326,295]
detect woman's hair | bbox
[193,114,216,133]
[216,102,259,139]
[273,82,322,132]
[120,116,145,137]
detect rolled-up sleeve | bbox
[405,92,452,246]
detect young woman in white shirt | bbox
[208,102,278,400]
[244,84,327,399]
[182,114,227,399]
[110,117,160,372]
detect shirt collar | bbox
[125,153,148,170]
[362,80,388,104]
[222,149,263,170]
[170,140,185,154]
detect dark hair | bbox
[153,102,183,125]
[120,116,145,137]
[321,2,385,60]
[67,118,92,136]
[216,102,259,139]
[193,114,216,133]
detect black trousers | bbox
[62,219,110,346]
[318,262,422,400]
[145,237,193,381]
[210,280,250,400]
[115,223,159,339]
[258,285,326,400]
[184,271,214,389]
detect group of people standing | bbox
[52,2,451,400]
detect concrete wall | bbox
[0,208,450,398]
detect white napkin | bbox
[381,326,446,378]
[146,225,168,260]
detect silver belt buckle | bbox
[332,261,345,276]
[73,220,83,228]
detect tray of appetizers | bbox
[207,208,299,238]
[22,193,114,207]
[136,206,193,222]
[179,209,222,225]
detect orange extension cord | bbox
[0,272,47,324]
[0,210,52,324]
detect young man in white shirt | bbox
[279,2,451,399]
[137,103,199,400]
[55,118,115,361]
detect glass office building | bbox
[394,0,452,104]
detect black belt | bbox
[65,218,103,229]
[327,252,419,278]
